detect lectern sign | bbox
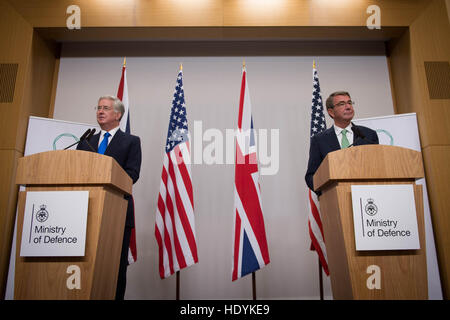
[20,191,89,257]
[351,185,420,251]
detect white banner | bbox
[351,185,420,251]
[20,191,89,257]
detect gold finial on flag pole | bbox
[123,57,127,67]
[243,58,246,68]
[180,63,183,71]
[313,59,316,69]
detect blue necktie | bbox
[98,132,110,155]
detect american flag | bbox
[232,66,270,281]
[116,58,137,265]
[308,61,329,276]
[155,67,198,279]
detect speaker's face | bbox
[327,95,355,125]
[96,98,121,131]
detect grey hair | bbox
[98,95,125,120]
[325,91,351,110]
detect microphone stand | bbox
[63,128,96,151]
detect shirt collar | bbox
[333,123,353,136]
[100,125,120,139]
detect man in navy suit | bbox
[77,95,142,300]
[305,91,379,193]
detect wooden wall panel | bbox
[5,0,224,28]
[0,150,20,299]
[388,0,450,299]
[48,56,60,118]
[409,0,450,147]
[0,0,56,298]
[6,0,430,28]
[0,0,33,298]
[17,32,58,152]
[224,0,429,27]
[422,146,450,296]
[0,0,33,151]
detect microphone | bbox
[348,122,376,147]
[64,129,91,150]
[84,128,96,152]
[86,128,96,140]
[351,123,365,140]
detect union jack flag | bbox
[232,66,270,281]
[155,67,198,279]
[308,61,329,276]
[116,58,137,265]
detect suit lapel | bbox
[353,125,364,146]
[324,127,341,152]
[105,129,123,156]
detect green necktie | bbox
[341,129,350,149]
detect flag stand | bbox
[252,272,256,300]
[176,271,180,300]
[318,258,324,300]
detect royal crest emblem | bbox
[36,204,49,223]
[365,198,378,216]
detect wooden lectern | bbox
[14,150,132,299]
[314,145,428,299]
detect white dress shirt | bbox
[98,126,120,148]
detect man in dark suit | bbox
[77,95,142,300]
[305,91,379,193]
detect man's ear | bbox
[326,108,334,119]
[115,112,123,122]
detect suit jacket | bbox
[305,125,379,193]
[77,129,142,227]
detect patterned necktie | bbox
[98,132,111,155]
[341,129,350,149]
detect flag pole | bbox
[252,272,256,300]
[176,271,180,300]
[176,65,183,301]
[247,57,255,302]
[318,258,324,300]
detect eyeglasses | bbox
[95,105,114,111]
[333,100,355,108]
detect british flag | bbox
[308,61,329,276]
[116,58,137,265]
[232,66,270,281]
[155,67,198,279]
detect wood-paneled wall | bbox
[6,0,430,28]
[0,0,58,298]
[0,0,33,299]
[388,0,450,298]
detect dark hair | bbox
[325,91,351,109]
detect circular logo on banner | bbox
[365,198,378,216]
[36,204,49,223]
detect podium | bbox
[314,145,428,299]
[14,150,132,299]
